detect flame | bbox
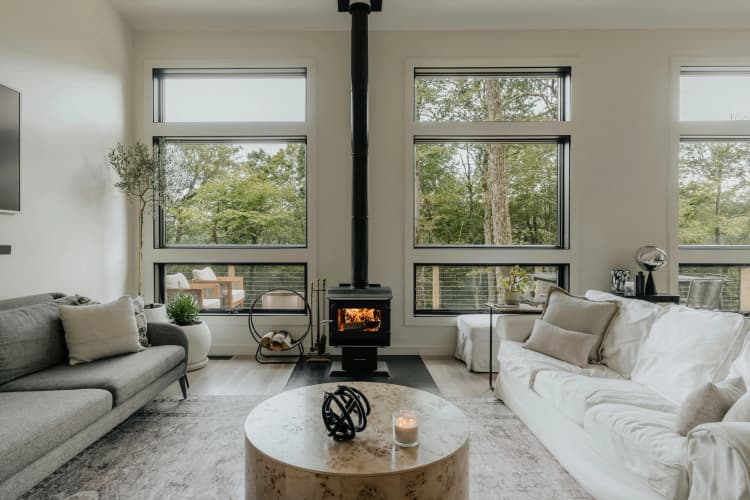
[338,307,382,332]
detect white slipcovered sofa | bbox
[495,290,750,500]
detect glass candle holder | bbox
[393,409,419,447]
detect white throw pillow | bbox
[727,323,750,387]
[59,296,144,365]
[631,305,747,404]
[165,273,190,289]
[585,290,663,378]
[192,267,217,281]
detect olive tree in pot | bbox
[167,293,212,371]
[108,141,171,322]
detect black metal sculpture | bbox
[321,385,371,441]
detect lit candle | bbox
[393,410,419,447]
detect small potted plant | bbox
[500,265,531,306]
[167,293,212,371]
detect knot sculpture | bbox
[321,385,371,441]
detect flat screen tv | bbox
[0,83,20,213]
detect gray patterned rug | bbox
[22,396,591,500]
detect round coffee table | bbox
[244,382,469,499]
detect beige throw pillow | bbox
[675,377,746,435]
[542,287,619,363]
[724,392,750,422]
[60,296,144,365]
[522,319,600,368]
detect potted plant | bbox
[108,141,170,321]
[167,293,212,371]
[500,265,531,305]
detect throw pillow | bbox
[724,392,750,422]
[542,287,619,363]
[522,319,601,368]
[192,267,217,281]
[675,377,746,435]
[165,273,190,290]
[585,290,663,378]
[59,296,144,365]
[130,295,149,347]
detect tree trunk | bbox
[715,164,723,245]
[485,79,513,299]
[138,201,145,297]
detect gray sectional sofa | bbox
[0,293,189,499]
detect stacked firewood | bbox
[260,330,293,351]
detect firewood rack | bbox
[248,288,312,364]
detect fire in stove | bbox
[338,307,382,332]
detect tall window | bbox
[409,66,571,315]
[150,68,310,312]
[677,66,750,312]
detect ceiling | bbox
[110,0,750,32]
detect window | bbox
[159,263,306,313]
[161,138,306,247]
[678,264,750,313]
[408,65,571,317]
[414,264,566,315]
[680,67,750,121]
[679,139,750,246]
[415,138,564,247]
[149,66,311,313]
[154,68,306,123]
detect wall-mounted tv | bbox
[0,83,20,214]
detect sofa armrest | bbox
[687,422,750,500]
[147,322,189,367]
[496,314,539,343]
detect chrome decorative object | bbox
[635,246,667,296]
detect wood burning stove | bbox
[329,0,391,377]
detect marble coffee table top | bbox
[244,382,468,476]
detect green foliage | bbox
[166,293,201,326]
[164,143,306,245]
[679,142,750,245]
[499,265,531,295]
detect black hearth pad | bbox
[286,355,439,395]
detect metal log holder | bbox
[248,288,312,364]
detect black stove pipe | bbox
[347,1,371,288]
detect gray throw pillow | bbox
[724,392,750,422]
[675,377,746,435]
[542,287,619,363]
[0,300,68,385]
[522,319,600,368]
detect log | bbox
[260,331,275,348]
[270,330,292,351]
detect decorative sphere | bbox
[635,246,667,272]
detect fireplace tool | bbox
[306,279,332,363]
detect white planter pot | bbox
[144,304,169,323]
[181,321,212,371]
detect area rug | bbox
[22,395,591,500]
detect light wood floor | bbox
[161,356,492,398]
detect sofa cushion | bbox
[0,389,112,483]
[0,300,69,385]
[727,328,750,388]
[0,345,184,406]
[523,319,601,368]
[631,306,747,404]
[584,290,663,378]
[675,377,745,435]
[533,370,675,426]
[0,293,61,311]
[498,340,621,389]
[584,403,688,500]
[542,287,619,363]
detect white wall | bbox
[132,29,750,355]
[0,0,133,300]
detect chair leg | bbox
[184,373,190,388]
[179,376,188,400]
